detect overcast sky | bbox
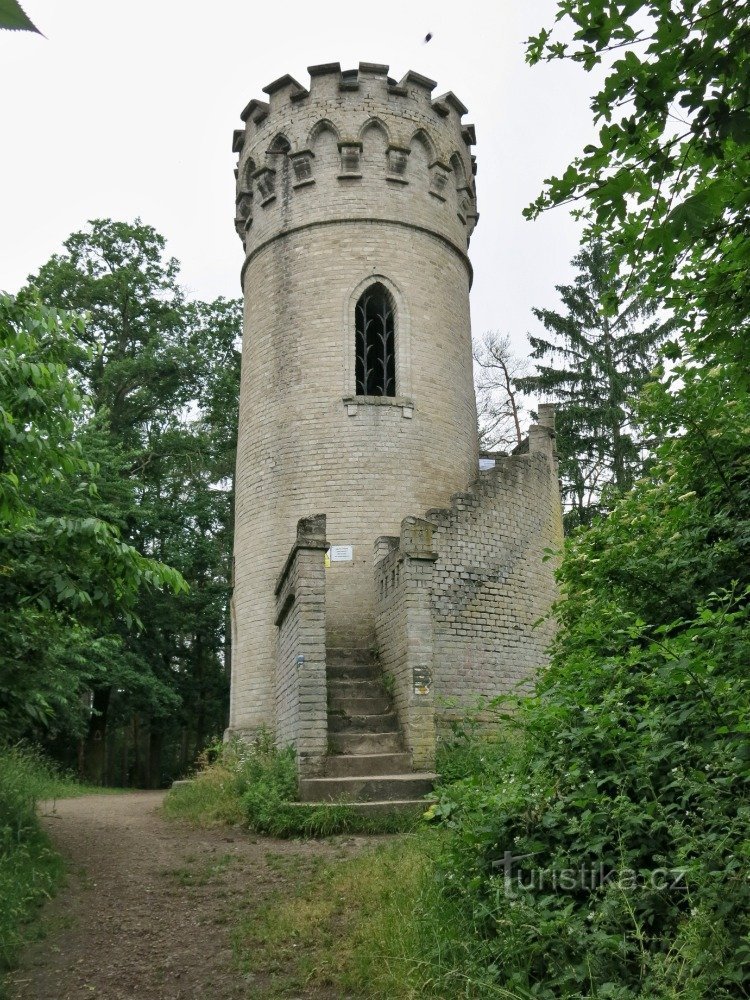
[0,0,599,357]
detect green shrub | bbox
[435,710,520,786]
[424,347,750,998]
[165,732,421,838]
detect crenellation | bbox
[240,98,270,125]
[234,66,476,264]
[262,73,307,113]
[398,69,437,95]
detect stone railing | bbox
[274,514,328,777]
[374,518,438,770]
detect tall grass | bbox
[0,746,67,972]
[163,733,421,837]
[0,744,119,976]
[233,831,519,999]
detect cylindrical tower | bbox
[229,62,480,736]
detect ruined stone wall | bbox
[273,516,328,775]
[230,63,480,735]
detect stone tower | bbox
[229,63,481,738]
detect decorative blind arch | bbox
[355,283,396,397]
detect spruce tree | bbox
[518,241,674,528]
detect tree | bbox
[525,1,750,375]
[0,291,185,740]
[434,336,750,998]
[419,7,750,995]
[27,220,241,784]
[473,332,527,452]
[31,219,191,446]
[517,240,674,527]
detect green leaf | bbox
[0,0,40,33]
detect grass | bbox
[225,725,529,997]
[162,759,246,828]
[232,830,510,999]
[165,773,424,837]
[0,744,126,982]
[164,729,525,995]
[0,746,67,977]
[162,734,425,838]
[162,851,240,887]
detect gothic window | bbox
[355,283,395,397]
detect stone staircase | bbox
[297,649,436,814]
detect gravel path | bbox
[6,792,365,999]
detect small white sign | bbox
[329,545,354,562]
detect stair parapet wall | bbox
[429,446,562,710]
[274,514,329,776]
[375,416,563,724]
[374,525,437,770]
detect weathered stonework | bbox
[274,515,328,776]
[374,410,564,765]
[230,63,480,737]
[229,64,562,784]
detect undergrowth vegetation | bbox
[232,833,496,999]
[0,745,108,974]
[162,732,420,838]
[229,344,750,999]
[417,347,750,998]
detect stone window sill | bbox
[343,395,414,419]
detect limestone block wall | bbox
[273,515,328,776]
[374,413,564,762]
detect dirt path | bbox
[6,792,369,999]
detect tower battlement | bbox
[232,63,479,275]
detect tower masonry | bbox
[229,63,562,793]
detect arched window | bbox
[355,283,395,396]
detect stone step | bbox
[328,694,391,715]
[326,647,374,667]
[324,752,412,777]
[299,773,436,803]
[327,678,385,698]
[284,799,434,817]
[329,731,403,755]
[347,799,435,817]
[328,711,399,733]
[327,662,379,681]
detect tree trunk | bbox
[148,727,164,789]
[121,724,130,787]
[83,687,111,785]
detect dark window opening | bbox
[355,283,395,396]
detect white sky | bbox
[0,0,599,357]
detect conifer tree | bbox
[517,241,674,527]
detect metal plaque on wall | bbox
[413,665,432,696]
